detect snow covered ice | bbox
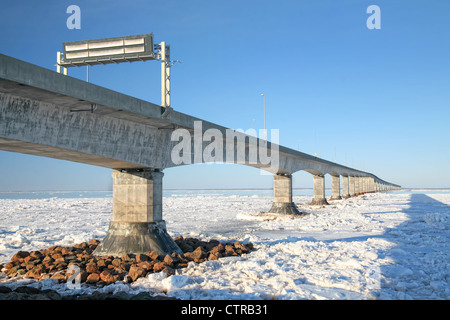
[0,190,449,300]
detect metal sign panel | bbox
[59,34,155,67]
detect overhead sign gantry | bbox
[56,33,173,117]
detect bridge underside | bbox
[0,137,144,169]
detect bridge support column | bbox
[93,169,182,257]
[329,175,342,200]
[349,176,356,197]
[362,177,367,194]
[356,176,362,195]
[268,173,302,215]
[361,177,366,194]
[369,178,376,193]
[342,176,350,199]
[360,177,364,194]
[310,175,329,206]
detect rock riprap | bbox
[0,236,254,285]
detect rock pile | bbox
[0,236,254,286]
[0,285,177,300]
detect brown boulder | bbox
[79,270,89,283]
[128,265,146,282]
[174,235,183,242]
[25,262,36,271]
[211,244,225,254]
[146,251,160,261]
[136,254,149,263]
[25,265,45,279]
[85,263,98,274]
[55,261,67,270]
[178,242,194,253]
[234,242,249,253]
[225,245,237,256]
[3,262,15,270]
[196,240,208,249]
[96,259,107,269]
[100,270,118,284]
[137,261,153,271]
[11,251,30,262]
[184,246,206,261]
[86,273,100,284]
[121,262,132,272]
[88,239,100,246]
[185,237,199,247]
[163,254,175,266]
[45,246,62,254]
[152,262,167,273]
[162,266,175,276]
[65,255,77,263]
[39,274,51,280]
[50,272,66,280]
[111,258,122,267]
[47,265,57,272]
[208,252,221,260]
[30,251,44,259]
[121,253,134,261]
[60,247,71,255]
[74,242,88,250]
[51,253,64,261]
[42,255,54,264]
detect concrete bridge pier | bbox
[361,177,365,194]
[349,176,356,197]
[329,175,342,200]
[364,177,368,193]
[369,178,376,193]
[310,175,329,206]
[354,176,360,195]
[93,169,182,257]
[365,177,370,193]
[361,177,367,194]
[268,173,302,215]
[357,176,363,195]
[342,175,351,199]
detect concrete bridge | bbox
[0,54,400,256]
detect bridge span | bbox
[0,54,400,256]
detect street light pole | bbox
[261,93,266,140]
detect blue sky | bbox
[0,0,449,191]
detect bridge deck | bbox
[0,54,398,187]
